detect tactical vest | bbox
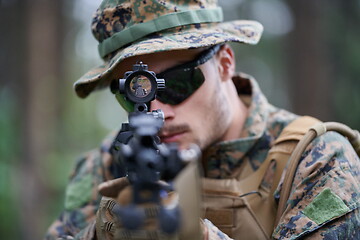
[202,116,321,239]
[202,116,360,240]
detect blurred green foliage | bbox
[328,2,360,129]
[0,88,21,239]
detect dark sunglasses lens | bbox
[156,68,205,105]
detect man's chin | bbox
[162,140,189,150]
[173,140,202,151]
[162,137,194,150]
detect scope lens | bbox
[129,75,152,98]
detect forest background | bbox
[0,0,359,239]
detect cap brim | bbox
[74,20,263,98]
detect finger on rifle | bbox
[98,177,130,198]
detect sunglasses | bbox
[113,44,222,112]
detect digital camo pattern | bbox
[45,75,360,239]
[74,0,263,98]
[272,131,360,239]
[92,0,218,43]
[204,219,232,240]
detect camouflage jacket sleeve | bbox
[44,147,114,240]
[273,131,360,239]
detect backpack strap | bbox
[270,116,323,193]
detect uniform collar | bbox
[203,73,270,178]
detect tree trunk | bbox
[286,1,333,121]
[18,0,64,239]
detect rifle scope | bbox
[114,62,165,112]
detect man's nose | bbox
[150,99,175,120]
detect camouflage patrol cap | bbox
[74,0,263,98]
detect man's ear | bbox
[216,44,235,81]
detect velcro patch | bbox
[303,188,350,225]
[65,174,93,210]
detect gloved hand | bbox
[95,177,180,240]
[95,161,203,240]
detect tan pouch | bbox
[203,178,270,239]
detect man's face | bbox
[114,46,241,150]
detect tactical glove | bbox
[95,162,203,240]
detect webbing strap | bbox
[271,116,321,194]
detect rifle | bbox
[109,62,199,234]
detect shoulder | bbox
[45,132,119,238]
[65,148,104,209]
[294,131,359,186]
[65,132,117,220]
[65,131,118,211]
[273,131,360,239]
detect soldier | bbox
[45,0,360,239]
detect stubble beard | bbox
[159,73,231,151]
[198,81,232,152]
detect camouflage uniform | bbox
[46,0,360,239]
[45,74,360,239]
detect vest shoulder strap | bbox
[269,116,322,194]
[237,116,321,238]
